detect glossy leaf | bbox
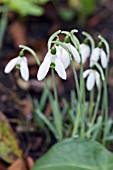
[32,138,113,170]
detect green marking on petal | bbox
[16,64,21,69]
[50,62,55,68]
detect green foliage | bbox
[1,0,50,16]
[58,7,75,21]
[77,0,96,22]
[32,138,113,170]
[68,0,96,23]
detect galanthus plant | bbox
[4,30,113,170]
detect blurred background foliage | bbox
[0,0,96,22]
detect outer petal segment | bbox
[80,44,90,63]
[90,47,100,67]
[86,71,95,91]
[100,49,107,68]
[4,57,18,73]
[69,43,80,63]
[55,58,66,80]
[20,58,29,81]
[37,57,51,81]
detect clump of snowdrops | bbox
[4,29,113,146]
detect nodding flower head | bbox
[37,47,66,81]
[90,47,107,68]
[4,55,29,81]
[80,43,90,63]
[83,69,101,91]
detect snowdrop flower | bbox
[4,56,29,81]
[37,47,66,81]
[83,69,100,91]
[80,43,90,63]
[55,45,70,69]
[90,47,107,68]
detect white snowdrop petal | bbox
[90,47,100,67]
[4,57,18,73]
[80,44,90,63]
[83,69,91,78]
[55,58,66,80]
[20,60,29,81]
[69,43,80,63]
[95,71,101,88]
[56,45,63,57]
[61,48,70,69]
[100,49,107,68]
[86,71,95,91]
[37,57,51,81]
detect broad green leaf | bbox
[32,138,113,170]
[1,0,46,16]
[0,112,22,163]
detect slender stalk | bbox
[51,68,63,140]
[0,12,8,49]
[87,87,101,138]
[102,80,108,144]
[19,45,40,66]
[51,68,58,104]
[79,59,85,138]
[70,59,80,100]
[89,89,94,120]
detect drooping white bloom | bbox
[90,47,107,68]
[80,43,90,63]
[4,56,29,81]
[83,69,100,91]
[56,45,70,69]
[56,42,81,69]
[66,43,80,63]
[37,50,66,81]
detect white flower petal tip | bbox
[83,69,101,91]
[100,49,107,68]
[20,60,29,81]
[69,44,80,63]
[4,56,29,81]
[80,44,90,63]
[37,57,51,81]
[4,58,18,73]
[55,58,67,80]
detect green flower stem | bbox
[102,80,108,144]
[70,59,80,101]
[0,11,8,49]
[51,68,63,140]
[19,45,40,66]
[87,87,101,138]
[89,89,94,120]
[51,68,58,104]
[79,59,85,138]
